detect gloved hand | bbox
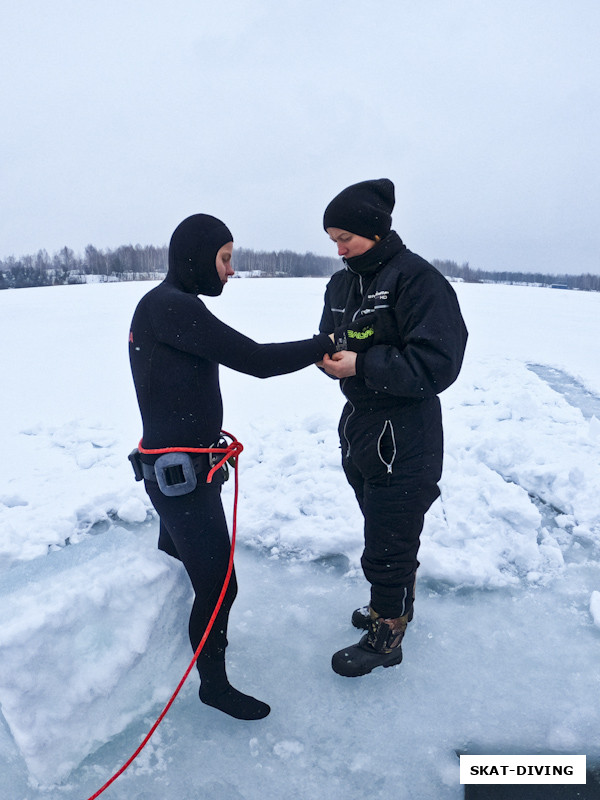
[334,312,377,353]
[334,309,399,353]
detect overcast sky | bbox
[2,0,599,275]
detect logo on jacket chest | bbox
[360,289,390,313]
[367,290,390,303]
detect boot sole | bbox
[331,646,403,677]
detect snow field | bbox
[0,278,599,794]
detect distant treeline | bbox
[431,259,600,292]
[1,245,599,292]
[0,244,339,289]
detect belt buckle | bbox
[209,437,231,481]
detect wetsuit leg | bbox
[158,520,180,560]
[145,480,237,660]
[144,479,270,719]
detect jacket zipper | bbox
[377,419,397,474]
[352,275,365,321]
[340,272,363,461]
[341,395,355,459]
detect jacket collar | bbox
[344,231,404,277]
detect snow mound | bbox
[0,528,190,785]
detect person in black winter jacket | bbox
[129,213,336,719]
[318,179,468,677]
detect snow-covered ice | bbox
[1,278,599,798]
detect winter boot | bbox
[332,608,409,677]
[352,604,413,629]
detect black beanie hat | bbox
[323,178,395,240]
[167,213,233,296]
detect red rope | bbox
[85,432,243,800]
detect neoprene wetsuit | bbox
[129,214,334,718]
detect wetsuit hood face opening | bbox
[167,214,234,296]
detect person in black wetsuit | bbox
[129,213,337,720]
[318,180,468,677]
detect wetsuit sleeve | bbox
[151,292,334,378]
[355,271,468,397]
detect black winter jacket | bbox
[319,232,468,412]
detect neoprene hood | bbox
[167,213,233,296]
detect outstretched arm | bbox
[152,290,335,378]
